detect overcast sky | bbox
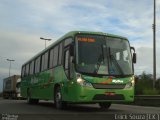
[0,0,160,92]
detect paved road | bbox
[0,98,160,120]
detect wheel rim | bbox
[55,90,61,108]
[27,92,31,103]
[27,95,30,102]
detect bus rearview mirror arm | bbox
[130,46,136,64]
[130,47,135,53]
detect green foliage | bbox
[143,89,159,95]
[155,78,160,89]
[135,71,160,95]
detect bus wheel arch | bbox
[27,88,32,104]
[54,84,67,109]
[54,84,60,93]
[27,88,39,104]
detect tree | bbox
[135,71,153,95]
[155,78,160,89]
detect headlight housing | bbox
[125,77,135,89]
[76,73,93,87]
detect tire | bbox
[99,102,111,110]
[54,86,67,109]
[27,90,39,104]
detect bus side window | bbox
[22,66,25,77]
[64,46,74,80]
[64,49,69,78]
[53,46,58,67]
[25,64,30,76]
[35,56,41,73]
[58,43,63,65]
[64,38,73,47]
[29,61,34,75]
[49,48,54,68]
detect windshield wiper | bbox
[108,47,124,75]
[94,45,105,74]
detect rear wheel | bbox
[54,86,67,109]
[99,102,111,110]
[27,90,39,104]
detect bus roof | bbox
[22,31,127,66]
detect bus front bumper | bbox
[69,85,134,103]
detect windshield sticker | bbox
[100,77,112,84]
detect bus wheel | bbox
[54,86,67,109]
[27,91,32,104]
[98,102,111,110]
[27,90,39,104]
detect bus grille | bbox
[92,83,125,89]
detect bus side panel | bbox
[21,76,31,98]
[38,70,54,100]
[31,66,65,100]
[52,66,65,99]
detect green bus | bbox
[21,31,136,109]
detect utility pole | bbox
[152,0,156,89]
[6,59,15,77]
[40,37,52,49]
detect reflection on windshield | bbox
[108,47,124,75]
[76,35,133,76]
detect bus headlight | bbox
[125,77,135,89]
[76,74,93,87]
[125,82,132,89]
[131,78,135,85]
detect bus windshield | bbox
[76,34,133,76]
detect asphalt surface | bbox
[0,98,160,120]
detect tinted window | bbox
[41,54,45,71]
[64,50,69,77]
[29,61,34,75]
[44,52,49,70]
[64,38,73,47]
[35,57,41,73]
[58,43,63,65]
[25,64,30,75]
[41,51,49,71]
[64,50,69,69]
[53,46,58,67]
[22,66,25,77]
[49,48,54,68]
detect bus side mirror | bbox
[131,47,136,64]
[133,53,136,63]
[135,76,138,83]
[70,45,74,56]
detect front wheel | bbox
[54,86,67,109]
[99,102,111,110]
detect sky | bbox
[0,0,160,92]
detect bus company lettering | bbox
[100,78,123,84]
[112,79,124,83]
